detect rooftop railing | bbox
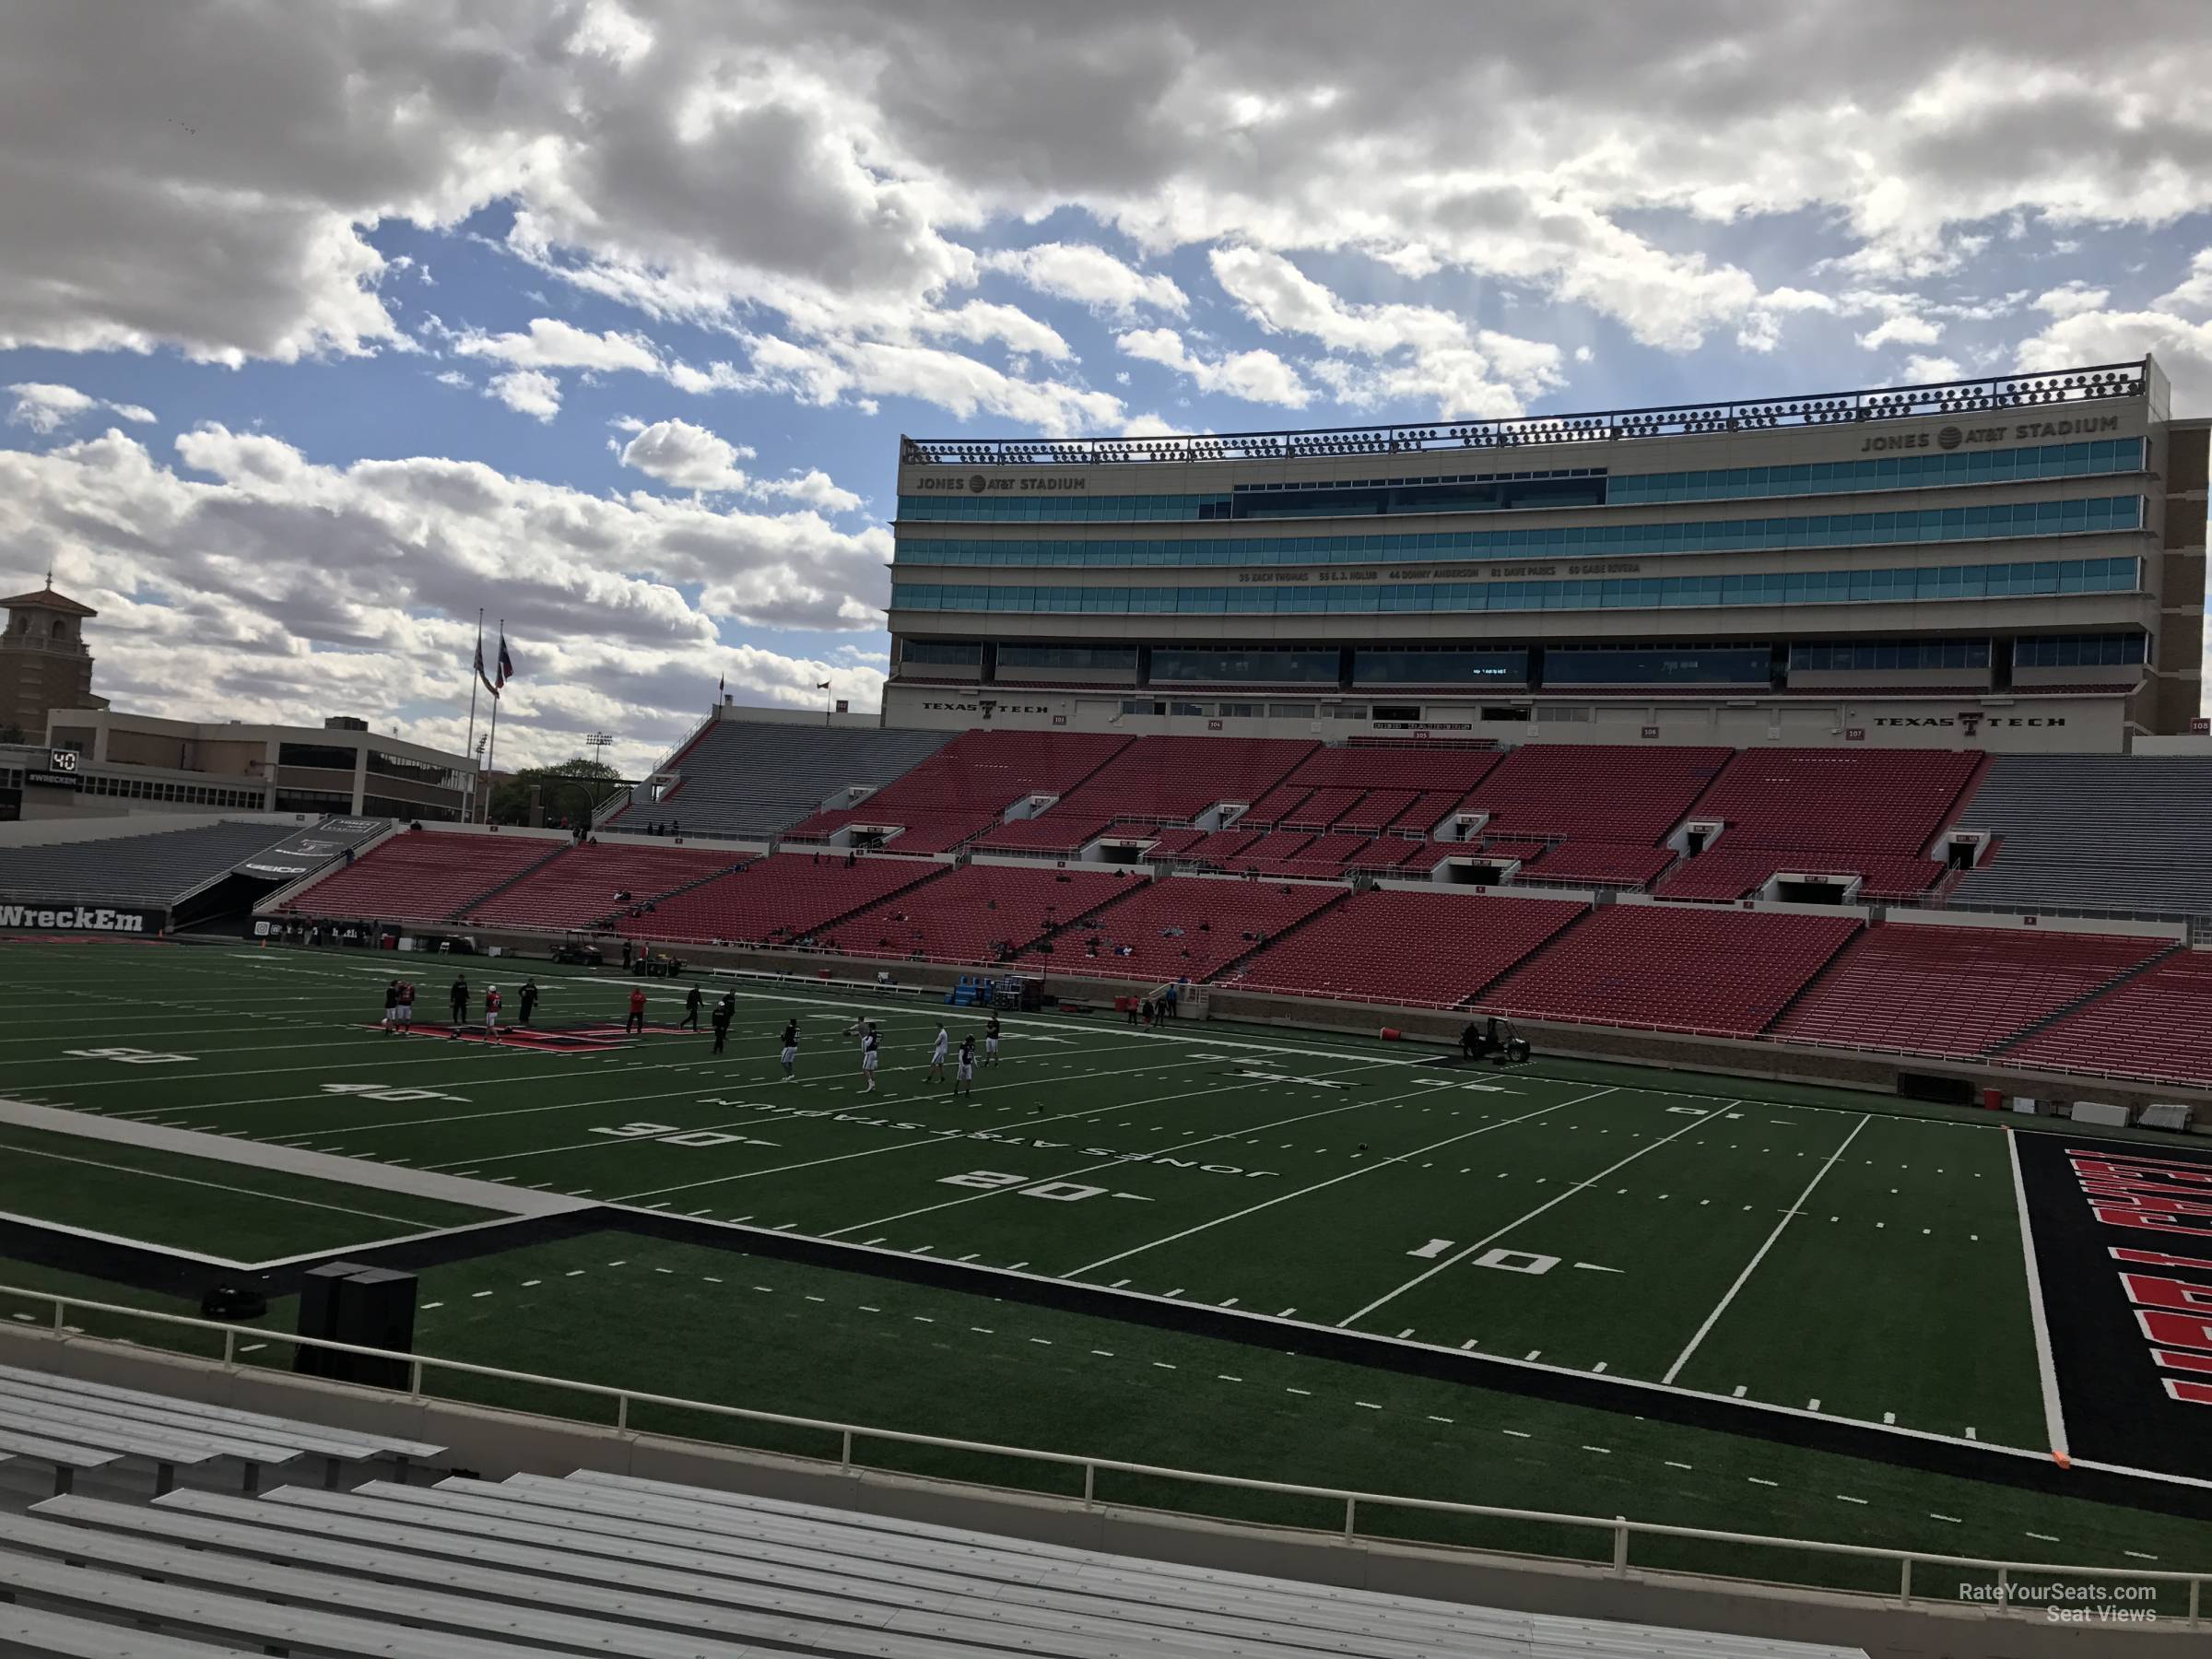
[902,361,2148,467]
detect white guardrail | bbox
[1,1285,2203,1627]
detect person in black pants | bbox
[710,994,734,1054]
[448,974,468,1038]
[519,977,540,1028]
[680,983,702,1030]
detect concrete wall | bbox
[878,682,2133,753]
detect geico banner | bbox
[0,902,162,934]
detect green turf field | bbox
[2,935,2207,1594]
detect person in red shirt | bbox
[626,985,647,1035]
[483,984,504,1041]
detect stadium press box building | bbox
[886,357,2207,753]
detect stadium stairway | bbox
[437,838,577,922]
[1984,936,2188,1058]
[978,869,1155,962]
[1200,882,1356,983]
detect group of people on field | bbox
[1125,981,1182,1029]
[384,973,543,1039]
[382,968,1016,1095]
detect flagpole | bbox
[465,608,483,819]
[482,619,504,824]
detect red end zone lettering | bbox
[2135,1308,2212,1352]
[2153,1347,2212,1376]
[2111,1246,2212,1270]
[2091,1205,2212,1239]
[2121,1273,2212,1312]
[2070,1148,2212,1181]
[2165,1379,2212,1406]
[2084,1188,2212,1218]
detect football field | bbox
[2,936,2209,1594]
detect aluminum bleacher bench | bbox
[39,1492,1201,1659]
[0,1367,441,1494]
[2,1512,1035,1659]
[462,1477,1493,1651]
[205,1480,1305,1658]
[512,1472,1861,1657]
[0,1421,123,1494]
[0,1603,232,1659]
[0,1471,1865,1659]
[0,1543,600,1659]
[0,1358,443,1463]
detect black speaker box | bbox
[334,1267,418,1390]
[293,1260,367,1377]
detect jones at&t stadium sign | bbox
[1860,414,2122,453]
[914,474,1091,494]
[0,903,159,934]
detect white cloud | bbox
[452,318,665,376]
[1206,248,1563,415]
[2155,249,2212,317]
[2017,307,2212,412]
[1115,327,1311,407]
[2031,282,2112,320]
[918,300,1071,360]
[1735,288,1838,353]
[754,469,864,513]
[612,417,865,513]
[486,369,562,422]
[0,423,895,773]
[1899,355,1964,383]
[5,0,2212,398]
[616,418,754,491]
[6,382,155,434]
[982,243,1188,318]
[743,333,1124,431]
[1856,314,1944,351]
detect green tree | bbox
[488,758,626,827]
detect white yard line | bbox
[1338,1095,1713,1330]
[1065,1092,1599,1279]
[620,1053,1409,1210]
[2006,1126,2071,1459]
[1661,1113,1870,1385]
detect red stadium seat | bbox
[975,736,1317,854]
[1688,748,1985,854]
[1029,876,1347,982]
[1226,889,1586,1007]
[2000,948,2212,1086]
[1461,745,1731,844]
[286,830,562,924]
[830,863,1139,965]
[466,842,740,931]
[1481,906,1862,1037]
[618,853,947,947]
[784,730,1129,853]
[1774,924,2172,1059]
[1654,848,1944,903]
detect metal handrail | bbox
[1,1284,2199,1626]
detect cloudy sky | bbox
[4,1,2209,773]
